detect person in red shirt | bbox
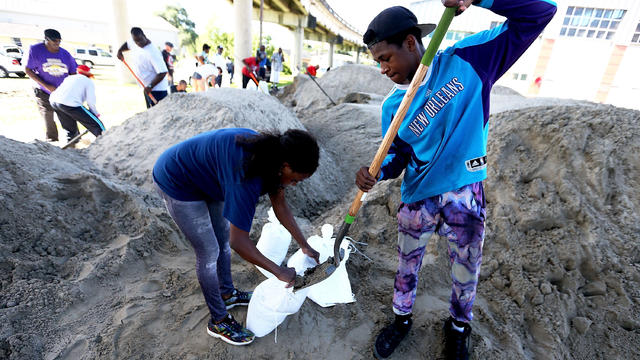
[241,57,258,88]
[306,64,319,77]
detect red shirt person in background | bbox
[306,64,319,77]
[241,57,258,88]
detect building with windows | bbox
[410,0,640,110]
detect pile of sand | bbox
[279,64,393,111]
[1,65,639,359]
[87,89,344,219]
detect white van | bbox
[73,47,115,67]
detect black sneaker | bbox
[224,289,252,309]
[443,317,472,360]
[373,316,412,359]
[207,314,255,346]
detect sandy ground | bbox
[1,64,639,359]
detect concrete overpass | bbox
[230,0,365,75]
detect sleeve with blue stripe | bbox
[452,0,557,84]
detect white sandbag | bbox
[287,224,333,275]
[247,224,355,338]
[255,208,291,278]
[246,277,310,337]
[258,80,270,94]
[287,223,356,307]
[306,239,355,307]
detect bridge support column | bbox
[328,42,334,69]
[291,17,304,75]
[234,0,252,86]
[111,0,133,83]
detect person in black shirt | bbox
[170,80,188,93]
[162,42,175,88]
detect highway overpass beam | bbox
[234,0,252,85]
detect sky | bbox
[325,0,413,33]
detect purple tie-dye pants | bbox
[393,182,485,323]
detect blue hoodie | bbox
[379,0,557,203]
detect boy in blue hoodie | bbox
[355,1,557,358]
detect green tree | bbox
[197,19,235,60]
[156,6,198,52]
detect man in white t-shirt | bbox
[117,27,168,108]
[49,64,105,145]
[211,45,227,86]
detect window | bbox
[490,21,503,29]
[88,50,98,56]
[520,74,528,81]
[632,22,640,44]
[561,6,625,39]
[429,30,474,40]
[76,49,85,54]
[512,73,519,80]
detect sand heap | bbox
[2,64,640,359]
[310,103,640,359]
[0,137,186,359]
[87,88,344,219]
[279,64,394,111]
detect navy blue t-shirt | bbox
[153,128,263,232]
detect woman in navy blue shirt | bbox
[153,128,321,346]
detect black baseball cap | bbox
[363,6,435,48]
[44,29,61,41]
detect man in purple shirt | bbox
[25,29,77,142]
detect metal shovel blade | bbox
[293,249,344,291]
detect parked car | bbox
[1,44,23,59]
[0,45,25,78]
[73,47,115,67]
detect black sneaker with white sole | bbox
[443,317,472,360]
[373,315,412,359]
[207,314,255,346]
[224,288,252,309]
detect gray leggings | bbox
[155,184,234,322]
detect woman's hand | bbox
[301,244,320,265]
[276,266,297,287]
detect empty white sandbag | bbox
[255,208,291,278]
[246,277,310,337]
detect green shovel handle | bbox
[422,7,456,66]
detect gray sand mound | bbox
[87,89,344,218]
[281,64,393,110]
[311,104,640,359]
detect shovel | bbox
[122,59,158,105]
[293,7,457,291]
[307,73,336,106]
